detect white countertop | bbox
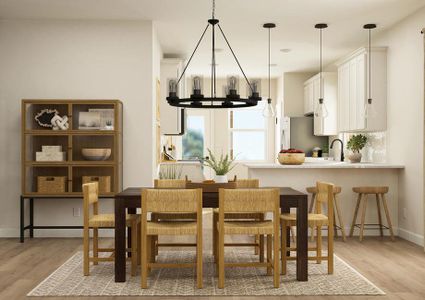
[245,162,404,169]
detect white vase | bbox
[214,174,228,183]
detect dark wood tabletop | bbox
[114,186,308,283]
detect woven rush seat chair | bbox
[281,182,334,275]
[141,188,203,289]
[216,188,280,288]
[212,179,265,259]
[83,182,140,276]
[306,185,346,241]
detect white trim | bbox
[398,227,424,247]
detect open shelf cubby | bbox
[22,100,123,197]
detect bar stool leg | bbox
[381,193,395,241]
[334,194,347,241]
[350,193,362,237]
[359,194,368,242]
[316,225,322,264]
[375,194,384,237]
[333,210,338,238]
[280,221,287,275]
[93,228,98,265]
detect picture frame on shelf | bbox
[78,112,101,130]
[88,108,114,130]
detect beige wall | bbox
[283,72,315,117]
[374,8,425,245]
[0,20,161,237]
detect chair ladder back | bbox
[83,182,99,227]
[143,188,201,213]
[315,182,334,225]
[218,188,279,213]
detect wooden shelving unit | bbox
[21,99,123,197]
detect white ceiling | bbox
[1,0,424,77]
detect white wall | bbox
[374,8,425,246]
[0,20,160,237]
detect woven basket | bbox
[37,176,67,193]
[82,176,111,193]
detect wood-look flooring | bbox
[0,236,424,300]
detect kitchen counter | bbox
[245,162,404,169]
[245,160,404,238]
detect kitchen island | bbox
[245,161,404,237]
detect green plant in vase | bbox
[202,148,236,183]
[346,134,368,163]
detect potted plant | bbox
[346,134,368,163]
[203,149,236,183]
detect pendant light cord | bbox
[320,27,323,100]
[268,27,271,101]
[212,0,215,19]
[368,28,372,100]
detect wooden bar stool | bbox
[349,186,395,241]
[307,186,346,241]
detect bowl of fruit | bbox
[278,149,305,165]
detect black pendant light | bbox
[314,23,329,119]
[364,23,377,118]
[166,0,261,109]
[262,23,276,118]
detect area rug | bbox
[28,250,384,296]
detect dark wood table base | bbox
[114,187,308,282]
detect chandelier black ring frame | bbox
[166,0,262,109]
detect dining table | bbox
[114,186,308,283]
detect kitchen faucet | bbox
[330,139,344,162]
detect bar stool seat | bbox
[350,186,394,241]
[306,185,346,241]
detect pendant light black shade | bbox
[314,23,329,119]
[363,23,377,118]
[166,0,261,109]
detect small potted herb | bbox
[203,148,236,183]
[346,134,368,163]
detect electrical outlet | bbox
[403,208,407,219]
[73,207,81,217]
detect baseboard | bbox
[397,227,424,246]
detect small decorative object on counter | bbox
[322,143,329,158]
[203,148,236,183]
[347,134,368,163]
[312,147,322,158]
[36,145,66,161]
[35,109,69,130]
[278,149,305,165]
[158,163,183,179]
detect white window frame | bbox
[229,104,268,163]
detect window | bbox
[229,102,267,161]
[182,116,205,160]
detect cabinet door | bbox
[312,78,320,114]
[354,54,367,130]
[304,83,314,115]
[338,63,350,132]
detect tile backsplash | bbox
[343,132,387,163]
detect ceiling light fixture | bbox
[314,23,329,119]
[262,23,276,118]
[166,0,261,109]
[364,23,377,118]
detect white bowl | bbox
[81,148,111,161]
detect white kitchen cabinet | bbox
[336,47,387,132]
[160,58,186,135]
[304,72,337,136]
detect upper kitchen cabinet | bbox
[304,72,338,136]
[336,47,387,132]
[160,58,186,135]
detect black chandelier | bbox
[166,0,262,108]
